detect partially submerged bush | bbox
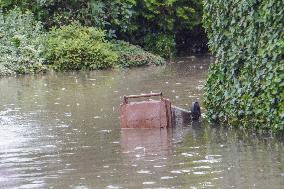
[0,9,45,76]
[111,40,165,68]
[0,14,165,76]
[43,23,118,71]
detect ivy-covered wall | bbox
[203,0,284,131]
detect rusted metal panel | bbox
[120,93,172,128]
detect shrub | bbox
[143,34,176,59]
[203,0,284,131]
[111,40,165,68]
[43,23,118,71]
[0,9,45,76]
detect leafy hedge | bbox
[111,40,165,68]
[0,9,45,76]
[203,1,284,131]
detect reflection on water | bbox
[0,56,283,189]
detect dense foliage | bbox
[0,9,45,76]
[112,40,165,68]
[131,0,205,56]
[0,1,205,74]
[43,23,117,71]
[143,33,176,59]
[203,0,284,131]
[0,0,206,57]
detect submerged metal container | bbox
[119,93,172,128]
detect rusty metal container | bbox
[119,93,172,128]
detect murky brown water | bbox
[0,56,283,189]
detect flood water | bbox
[0,56,283,189]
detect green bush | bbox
[111,40,165,68]
[144,34,176,59]
[203,0,284,131]
[0,9,45,76]
[43,23,118,71]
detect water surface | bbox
[0,56,283,189]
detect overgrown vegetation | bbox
[0,9,165,76]
[203,0,284,131]
[1,0,204,76]
[0,9,45,76]
[43,23,117,71]
[0,0,206,57]
[112,40,165,68]
[143,34,176,59]
[131,0,205,56]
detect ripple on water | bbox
[181,152,195,157]
[0,57,283,189]
[98,130,111,133]
[161,176,174,180]
[170,170,183,174]
[192,171,209,175]
[18,183,46,189]
[106,185,122,189]
[153,165,166,168]
[193,155,222,164]
[137,170,152,174]
[193,166,211,169]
